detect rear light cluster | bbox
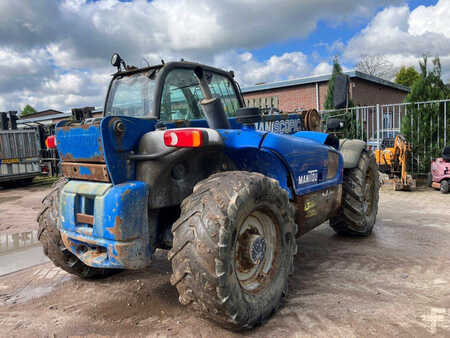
[163,129,204,148]
[45,135,57,149]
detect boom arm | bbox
[393,135,410,185]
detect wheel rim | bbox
[363,167,375,216]
[234,209,280,293]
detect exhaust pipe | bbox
[194,67,230,130]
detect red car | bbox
[428,146,450,194]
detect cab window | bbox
[160,68,240,121]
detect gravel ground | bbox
[0,183,449,337]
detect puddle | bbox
[0,230,48,276]
[0,230,40,254]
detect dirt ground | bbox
[0,183,449,337]
[0,181,53,234]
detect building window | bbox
[246,95,279,109]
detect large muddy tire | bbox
[330,151,379,236]
[38,178,120,279]
[169,171,297,330]
[441,180,449,194]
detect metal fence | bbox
[0,128,41,182]
[321,99,450,175]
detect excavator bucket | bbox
[393,175,416,191]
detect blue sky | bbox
[0,0,448,112]
[252,0,440,67]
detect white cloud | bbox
[0,0,404,111]
[214,51,314,86]
[343,1,450,80]
[312,62,333,75]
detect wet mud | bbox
[0,185,449,336]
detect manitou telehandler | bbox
[39,54,379,329]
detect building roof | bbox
[18,107,102,124]
[241,70,410,94]
[21,109,65,119]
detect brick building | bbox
[241,71,409,112]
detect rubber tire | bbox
[169,171,297,330]
[38,178,120,279]
[441,180,449,194]
[427,173,433,188]
[330,151,380,236]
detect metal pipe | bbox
[315,82,320,110]
[129,148,179,160]
[445,101,447,146]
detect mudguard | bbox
[339,139,367,169]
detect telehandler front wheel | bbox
[169,171,297,330]
[38,179,120,279]
[330,151,380,236]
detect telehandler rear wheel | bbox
[169,171,297,330]
[330,151,379,236]
[38,178,120,279]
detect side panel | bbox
[261,133,343,195]
[294,185,342,237]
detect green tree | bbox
[401,56,449,173]
[395,66,420,87]
[324,57,343,110]
[21,104,37,117]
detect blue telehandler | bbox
[39,54,379,330]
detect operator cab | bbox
[104,57,244,123]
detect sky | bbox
[0,0,448,112]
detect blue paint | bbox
[55,111,345,271]
[79,166,91,176]
[56,117,157,184]
[294,131,329,144]
[261,133,343,195]
[55,122,104,161]
[59,180,151,269]
[218,126,343,198]
[100,116,157,184]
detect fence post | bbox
[445,101,447,146]
[376,104,380,150]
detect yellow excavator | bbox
[375,135,416,191]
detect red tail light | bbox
[45,135,57,149]
[163,129,204,148]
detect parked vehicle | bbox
[0,112,41,187]
[428,146,450,194]
[374,135,416,191]
[39,55,380,330]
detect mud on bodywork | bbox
[55,116,157,184]
[59,180,151,269]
